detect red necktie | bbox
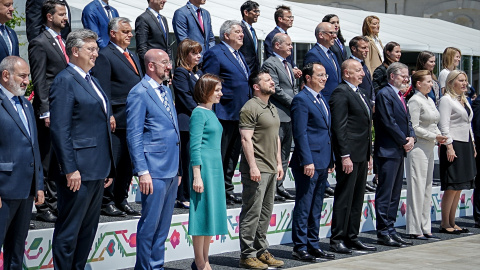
[398,91,407,111]
[197,8,204,33]
[57,35,69,63]
[123,52,139,75]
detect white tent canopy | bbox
[67,0,480,56]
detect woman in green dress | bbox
[189,74,228,270]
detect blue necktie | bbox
[158,86,174,121]
[0,25,11,55]
[327,49,337,72]
[12,96,30,136]
[250,26,257,51]
[105,5,112,19]
[234,50,248,78]
[157,14,167,41]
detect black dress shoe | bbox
[424,234,440,239]
[377,235,402,247]
[292,250,315,261]
[118,203,141,216]
[275,195,286,201]
[308,248,335,259]
[346,240,377,251]
[278,190,296,200]
[439,227,461,234]
[329,242,352,254]
[365,182,376,192]
[408,234,428,240]
[101,205,127,217]
[226,194,242,204]
[325,187,335,196]
[391,234,413,245]
[30,223,35,229]
[36,210,57,223]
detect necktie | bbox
[12,96,30,136]
[234,51,248,78]
[196,8,204,33]
[327,49,338,72]
[283,60,293,85]
[355,88,370,113]
[361,61,375,101]
[85,74,106,112]
[398,90,407,111]
[158,86,174,121]
[316,93,328,118]
[0,25,11,55]
[57,35,69,63]
[250,26,257,51]
[157,14,167,41]
[336,38,344,52]
[123,51,139,75]
[105,5,112,19]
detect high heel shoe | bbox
[439,227,461,234]
[191,261,198,270]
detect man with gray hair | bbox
[50,29,115,269]
[374,61,415,247]
[261,33,297,201]
[203,20,250,205]
[91,16,143,217]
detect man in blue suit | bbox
[173,0,215,55]
[50,29,115,270]
[0,56,44,270]
[303,22,341,103]
[82,0,119,48]
[0,0,19,62]
[126,49,179,270]
[374,62,415,247]
[349,36,375,107]
[92,17,143,217]
[203,20,250,204]
[290,62,335,262]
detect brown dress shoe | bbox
[239,257,268,269]
[258,251,284,267]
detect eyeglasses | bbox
[394,73,410,79]
[283,16,294,20]
[151,60,173,67]
[316,73,329,79]
[250,9,260,14]
[79,46,99,53]
[322,31,338,36]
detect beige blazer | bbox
[438,94,474,144]
[364,36,383,77]
[408,91,441,142]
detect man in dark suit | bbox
[329,59,376,254]
[264,5,301,79]
[92,17,143,217]
[374,62,415,247]
[303,22,341,103]
[28,0,69,223]
[50,29,115,270]
[26,0,71,42]
[203,20,250,204]
[135,0,171,71]
[173,0,215,55]
[0,0,19,62]
[0,56,44,270]
[239,1,260,74]
[349,36,375,106]
[82,0,119,48]
[472,98,480,228]
[261,33,297,201]
[290,62,335,261]
[126,49,179,270]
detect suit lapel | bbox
[146,9,167,43]
[0,93,32,142]
[304,89,329,126]
[273,57,294,87]
[45,31,68,65]
[109,44,138,75]
[187,5,205,36]
[220,43,248,78]
[347,84,371,119]
[95,1,110,26]
[315,45,339,82]
[387,85,407,117]
[145,81,175,125]
[22,96,36,143]
[66,66,107,116]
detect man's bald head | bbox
[145,49,172,84]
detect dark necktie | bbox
[157,14,167,41]
[104,5,112,19]
[234,50,248,78]
[158,86,174,121]
[360,60,375,100]
[316,93,328,118]
[0,25,11,55]
[355,88,370,113]
[12,96,30,136]
[283,60,293,85]
[250,26,257,51]
[327,49,337,72]
[398,90,407,111]
[196,8,204,32]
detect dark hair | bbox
[274,5,291,24]
[416,51,437,80]
[248,69,270,90]
[383,41,400,66]
[301,62,323,83]
[194,74,223,104]
[322,14,345,44]
[176,39,202,71]
[348,36,369,50]
[240,1,259,18]
[41,0,66,24]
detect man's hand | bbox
[178,176,182,186]
[66,170,81,192]
[342,156,353,174]
[303,163,315,178]
[328,165,335,174]
[139,173,154,195]
[276,164,284,180]
[250,167,261,182]
[35,190,45,205]
[193,176,204,193]
[293,67,302,79]
[110,116,116,132]
[44,117,50,128]
[403,137,415,152]
[368,156,373,171]
[0,196,2,208]
[104,178,113,188]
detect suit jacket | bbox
[364,36,383,77]
[408,91,440,142]
[472,98,480,141]
[0,25,19,62]
[349,56,375,104]
[261,55,297,122]
[91,43,143,129]
[172,66,203,131]
[81,0,119,48]
[49,65,114,180]
[374,84,415,158]
[303,44,341,102]
[203,42,250,121]
[28,30,69,117]
[0,91,43,199]
[239,22,259,74]
[372,64,388,93]
[172,3,215,54]
[438,94,474,144]
[329,82,372,162]
[264,27,296,68]
[290,88,333,170]
[330,39,348,67]
[26,0,71,42]
[126,78,180,178]
[135,8,172,71]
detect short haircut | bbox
[240,1,259,17]
[194,74,223,103]
[0,56,25,74]
[41,0,66,24]
[383,41,400,65]
[341,59,358,76]
[445,70,468,104]
[175,39,202,71]
[386,62,408,81]
[108,17,131,33]
[274,5,291,24]
[66,29,98,57]
[362,15,380,37]
[349,36,369,49]
[416,51,437,80]
[302,62,323,83]
[219,20,241,41]
[248,69,270,90]
[314,23,328,38]
[442,47,461,70]
[411,70,431,89]
[272,33,287,46]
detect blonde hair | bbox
[362,15,380,37]
[442,47,461,70]
[445,70,468,104]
